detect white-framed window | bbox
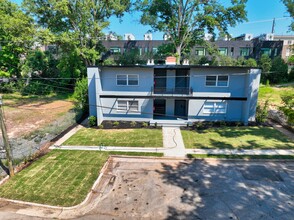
[203,101,227,114]
[195,47,205,56]
[110,47,121,54]
[116,74,139,86]
[117,100,139,112]
[205,75,229,87]
[218,47,228,56]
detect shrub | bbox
[279,91,294,125]
[113,121,119,127]
[98,124,104,129]
[73,78,88,115]
[130,121,137,127]
[21,81,53,95]
[256,100,269,123]
[88,116,97,127]
[142,122,148,127]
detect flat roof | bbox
[88,65,261,70]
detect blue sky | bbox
[12,0,293,40]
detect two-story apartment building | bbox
[88,64,261,126]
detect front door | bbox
[154,99,166,118]
[174,100,187,119]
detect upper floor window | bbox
[117,100,139,112]
[152,48,158,54]
[288,40,292,45]
[240,47,250,57]
[261,48,271,56]
[205,75,229,87]
[218,47,228,56]
[195,47,205,56]
[110,47,121,54]
[203,101,227,114]
[117,74,139,86]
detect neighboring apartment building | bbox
[273,35,294,60]
[88,64,261,126]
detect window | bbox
[139,47,142,56]
[218,47,228,56]
[203,102,227,114]
[195,47,205,56]
[205,75,229,87]
[261,48,271,56]
[117,100,139,112]
[152,47,158,54]
[144,47,149,53]
[110,47,121,54]
[288,40,292,45]
[240,47,250,57]
[117,74,139,86]
[230,47,234,57]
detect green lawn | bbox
[63,128,163,147]
[182,127,294,149]
[0,150,163,207]
[258,84,294,107]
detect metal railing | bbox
[151,87,193,95]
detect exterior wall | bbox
[100,98,153,121]
[87,66,261,125]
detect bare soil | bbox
[3,99,74,138]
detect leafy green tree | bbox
[23,0,131,66]
[270,56,288,83]
[245,58,257,67]
[73,78,89,116]
[0,0,35,77]
[115,48,145,65]
[282,0,294,30]
[136,0,247,64]
[259,54,272,83]
[287,55,294,65]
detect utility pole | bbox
[0,96,14,176]
[271,18,276,34]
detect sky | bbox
[12,0,293,40]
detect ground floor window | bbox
[117,100,139,112]
[203,101,227,114]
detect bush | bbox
[142,122,148,127]
[256,100,269,123]
[113,121,119,127]
[279,91,294,125]
[98,124,104,129]
[73,78,88,115]
[21,81,53,95]
[88,116,97,127]
[130,121,137,127]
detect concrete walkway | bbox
[186,148,294,155]
[162,127,186,157]
[268,120,294,141]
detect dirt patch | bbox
[3,100,74,138]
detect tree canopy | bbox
[23,0,131,66]
[136,0,247,63]
[282,0,294,30]
[0,0,35,77]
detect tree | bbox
[0,0,35,77]
[282,0,294,30]
[245,58,257,67]
[270,56,289,83]
[23,0,131,66]
[136,0,247,64]
[259,54,272,83]
[280,91,294,125]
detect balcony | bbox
[151,87,193,96]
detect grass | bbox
[187,154,294,160]
[181,126,294,149]
[0,150,163,207]
[258,84,294,107]
[63,128,163,147]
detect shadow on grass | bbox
[190,126,294,149]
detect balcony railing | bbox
[151,87,193,95]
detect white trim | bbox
[205,75,229,87]
[116,100,139,113]
[203,101,227,114]
[116,74,139,86]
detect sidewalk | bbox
[162,127,186,157]
[186,148,294,155]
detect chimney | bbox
[165,56,177,65]
[183,59,189,65]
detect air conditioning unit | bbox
[124,33,135,41]
[265,33,274,41]
[144,33,152,41]
[244,34,253,41]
